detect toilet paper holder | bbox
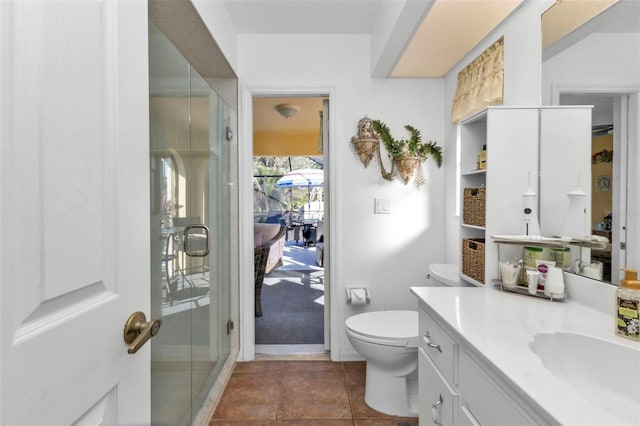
[346,287,371,305]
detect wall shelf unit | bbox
[458,106,591,287]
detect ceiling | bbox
[223,0,524,77]
[391,0,522,77]
[221,0,636,134]
[222,0,635,77]
[253,97,326,133]
[223,0,383,34]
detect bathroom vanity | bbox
[411,286,640,426]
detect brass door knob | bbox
[123,311,162,354]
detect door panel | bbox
[1,1,149,424]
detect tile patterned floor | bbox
[210,360,419,426]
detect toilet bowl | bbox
[428,263,462,286]
[345,310,419,417]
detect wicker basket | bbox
[463,187,486,227]
[462,238,485,284]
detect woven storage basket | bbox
[462,238,485,284]
[463,187,486,227]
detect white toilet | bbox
[428,263,463,286]
[345,310,419,417]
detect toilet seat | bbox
[345,310,418,348]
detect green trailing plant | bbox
[592,149,613,164]
[371,120,443,167]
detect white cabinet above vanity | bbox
[411,286,640,426]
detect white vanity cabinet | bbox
[418,306,550,426]
[458,106,592,287]
[418,309,459,425]
[458,352,535,425]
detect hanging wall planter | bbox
[351,117,442,188]
[351,116,442,187]
[350,117,379,168]
[352,138,379,168]
[372,120,442,187]
[394,155,423,185]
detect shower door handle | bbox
[184,224,210,257]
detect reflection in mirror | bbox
[542,0,640,285]
[560,95,619,284]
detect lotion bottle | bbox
[616,268,640,340]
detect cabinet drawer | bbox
[419,348,458,426]
[420,309,459,385]
[459,352,533,426]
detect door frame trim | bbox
[238,86,337,361]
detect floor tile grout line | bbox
[341,362,357,420]
[274,362,287,421]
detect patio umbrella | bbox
[276,168,324,214]
[276,168,324,188]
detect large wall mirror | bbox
[541,0,640,285]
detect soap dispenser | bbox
[616,268,640,340]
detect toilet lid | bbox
[345,310,418,344]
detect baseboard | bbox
[255,344,327,356]
[339,350,365,362]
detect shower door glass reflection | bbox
[149,22,232,425]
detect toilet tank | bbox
[428,264,462,287]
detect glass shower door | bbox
[149,22,232,425]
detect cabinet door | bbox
[419,348,458,426]
[484,108,539,283]
[459,352,533,426]
[539,107,592,237]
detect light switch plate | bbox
[374,198,390,214]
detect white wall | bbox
[541,32,640,103]
[238,34,445,360]
[442,1,554,265]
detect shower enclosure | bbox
[148,22,237,425]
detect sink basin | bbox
[529,332,640,425]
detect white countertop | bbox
[410,286,640,426]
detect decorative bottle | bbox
[478,145,487,170]
[616,268,640,340]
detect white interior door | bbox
[0,1,150,424]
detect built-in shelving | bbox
[459,107,542,286]
[461,169,486,177]
[491,235,608,249]
[458,106,591,287]
[461,224,485,231]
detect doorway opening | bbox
[252,96,329,356]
